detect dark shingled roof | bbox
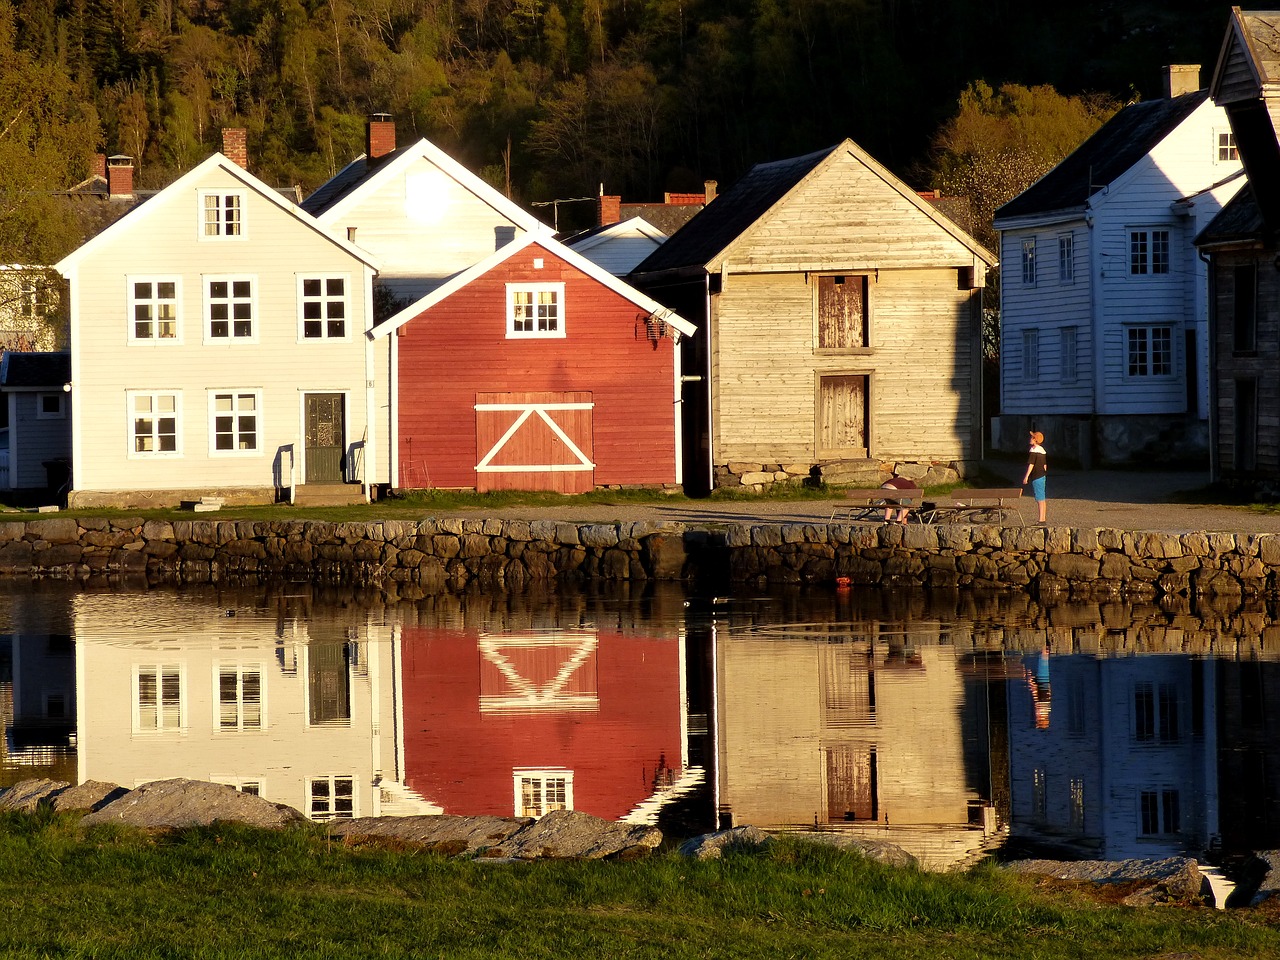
[630,145,833,275]
[618,202,702,236]
[300,148,410,216]
[1195,183,1265,247]
[0,352,70,389]
[994,90,1211,223]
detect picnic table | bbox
[921,488,1025,525]
[828,488,922,523]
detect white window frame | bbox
[1021,238,1037,286]
[17,276,42,318]
[1139,788,1181,837]
[1022,328,1039,382]
[1059,327,1078,383]
[215,778,264,796]
[127,276,182,344]
[297,274,351,341]
[133,663,186,733]
[506,282,566,339]
[1129,228,1171,276]
[513,768,574,817]
[199,190,246,239]
[208,390,263,456]
[1126,325,1174,378]
[36,392,65,420]
[127,390,182,458]
[214,662,265,731]
[204,276,257,343]
[1057,233,1074,283]
[1215,129,1238,163]
[309,775,356,821]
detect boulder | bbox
[50,780,128,813]
[488,809,662,861]
[326,815,528,856]
[0,778,70,812]
[1005,857,1212,906]
[679,826,772,860]
[80,778,305,830]
[788,833,919,869]
[1226,850,1280,907]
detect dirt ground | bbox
[428,464,1280,536]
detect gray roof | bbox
[0,352,70,389]
[1195,183,1265,248]
[301,149,408,216]
[994,91,1210,223]
[618,202,703,236]
[630,146,832,275]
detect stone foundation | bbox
[717,459,971,491]
[7,515,1280,600]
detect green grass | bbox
[0,817,1276,958]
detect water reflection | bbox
[3,582,1280,869]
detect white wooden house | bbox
[993,66,1243,466]
[55,153,386,508]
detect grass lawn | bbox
[1,815,1276,959]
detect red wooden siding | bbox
[398,626,685,820]
[395,242,679,490]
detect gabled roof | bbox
[301,138,551,236]
[1194,182,1265,248]
[0,351,70,389]
[1211,8,1280,103]
[631,139,995,277]
[563,217,668,251]
[993,91,1211,224]
[371,232,695,340]
[55,153,379,274]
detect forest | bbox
[0,0,1244,262]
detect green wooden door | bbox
[305,394,345,483]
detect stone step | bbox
[288,484,368,507]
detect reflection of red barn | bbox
[372,234,696,492]
[399,627,684,821]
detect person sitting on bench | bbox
[880,476,919,524]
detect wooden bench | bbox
[829,488,921,523]
[923,487,1024,525]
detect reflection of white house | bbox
[714,624,1006,869]
[1006,652,1217,859]
[71,594,435,821]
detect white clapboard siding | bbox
[68,163,379,493]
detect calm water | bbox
[2,580,1277,869]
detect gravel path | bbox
[427,465,1280,535]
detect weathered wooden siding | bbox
[717,148,982,273]
[712,269,976,463]
[395,243,680,489]
[69,164,380,493]
[998,224,1095,416]
[1217,36,1262,104]
[318,151,533,301]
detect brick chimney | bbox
[597,194,622,226]
[366,113,396,161]
[222,128,248,169]
[704,180,718,204]
[1164,64,1201,99]
[106,155,134,199]
[93,153,106,180]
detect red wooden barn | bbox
[397,625,689,821]
[372,233,696,492]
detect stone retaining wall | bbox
[5,515,1280,598]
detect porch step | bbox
[290,484,368,507]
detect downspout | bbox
[389,326,400,488]
[673,324,684,485]
[1200,248,1218,482]
[705,272,714,492]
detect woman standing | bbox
[1022,431,1048,523]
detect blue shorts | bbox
[1031,476,1046,502]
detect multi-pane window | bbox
[1217,130,1238,162]
[129,279,179,341]
[1060,327,1077,383]
[309,776,355,820]
[1129,229,1170,275]
[17,277,42,318]
[1022,329,1039,382]
[300,277,347,339]
[1069,778,1085,833]
[1135,681,1179,742]
[507,283,565,338]
[514,770,573,817]
[211,392,260,453]
[1234,263,1257,352]
[137,665,183,732]
[1127,326,1173,377]
[1021,238,1037,285]
[206,278,255,339]
[218,665,263,730]
[201,192,243,237]
[130,391,180,456]
[1140,789,1180,836]
[1057,233,1074,283]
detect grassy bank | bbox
[2,815,1276,959]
